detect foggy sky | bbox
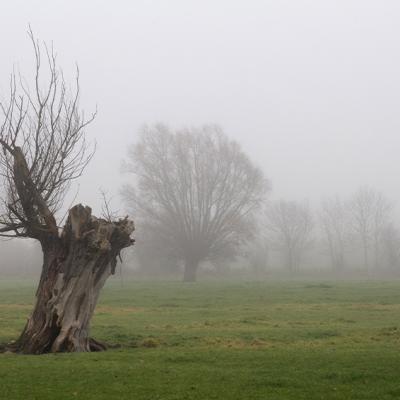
[1,0,400,215]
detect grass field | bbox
[1,278,400,399]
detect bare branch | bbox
[265,200,314,272]
[0,30,95,241]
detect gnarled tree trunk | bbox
[12,204,134,354]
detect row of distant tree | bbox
[248,187,398,275]
[2,123,397,281]
[121,125,400,281]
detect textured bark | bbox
[11,204,134,354]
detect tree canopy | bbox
[122,124,268,281]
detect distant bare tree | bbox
[122,124,268,281]
[0,31,134,354]
[380,224,400,270]
[350,187,392,271]
[320,197,349,271]
[247,236,269,277]
[265,200,313,272]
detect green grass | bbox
[1,279,400,399]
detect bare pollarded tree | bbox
[320,197,349,271]
[122,125,268,282]
[0,31,134,354]
[265,200,313,272]
[350,187,392,271]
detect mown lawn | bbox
[1,279,400,399]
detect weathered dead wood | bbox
[12,205,134,354]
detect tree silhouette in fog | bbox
[265,200,313,272]
[122,125,268,281]
[350,187,392,271]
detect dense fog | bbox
[1,1,400,280]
